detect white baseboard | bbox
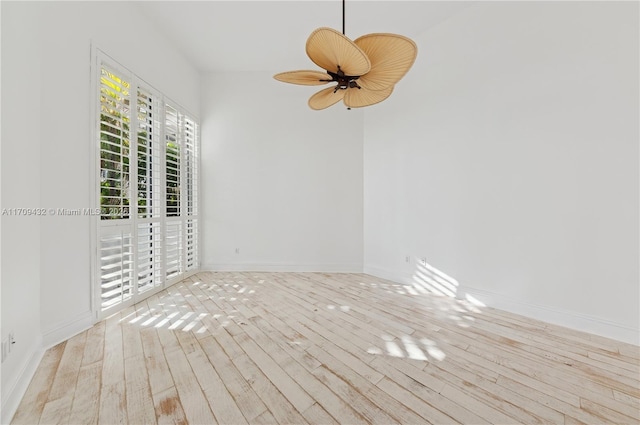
[201,262,364,273]
[363,265,639,346]
[459,285,640,346]
[363,265,413,284]
[41,310,94,350]
[1,339,44,425]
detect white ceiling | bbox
[136,1,474,72]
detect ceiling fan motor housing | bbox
[327,67,361,92]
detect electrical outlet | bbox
[405,256,411,263]
[420,257,427,266]
[9,332,15,352]
[235,248,240,254]
[1,338,8,363]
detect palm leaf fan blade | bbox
[273,70,331,86]
[354,34,417,91]
[306,27,371,76]
[309,86,346,110]
[344,86,394,108]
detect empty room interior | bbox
[1,1,638,424]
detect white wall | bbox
[1,1,200,420]
[1,2,44,418]
[201,72,364,271]
[363,2,639,344]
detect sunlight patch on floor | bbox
[368,334,446,362]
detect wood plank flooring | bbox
[12,272,640,424]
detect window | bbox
[95,53,199,317]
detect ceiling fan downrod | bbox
[342,0,345,35]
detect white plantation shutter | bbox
[100,230,133,310]
[135,86,164,295]
[95,53,199,318]
[99,65,131,220]
[186,219,198,271]
[165,105,180,218]
[185,116,199,271]
[165,103,183,282]
[164,102,200,281]
[98,62,134,312]
[137,221,163,294]
[165,221,183,279]
[136,87,162,219]
[185,117,198,216]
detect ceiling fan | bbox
[274,0,418,110]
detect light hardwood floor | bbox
[12,272,640,424]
